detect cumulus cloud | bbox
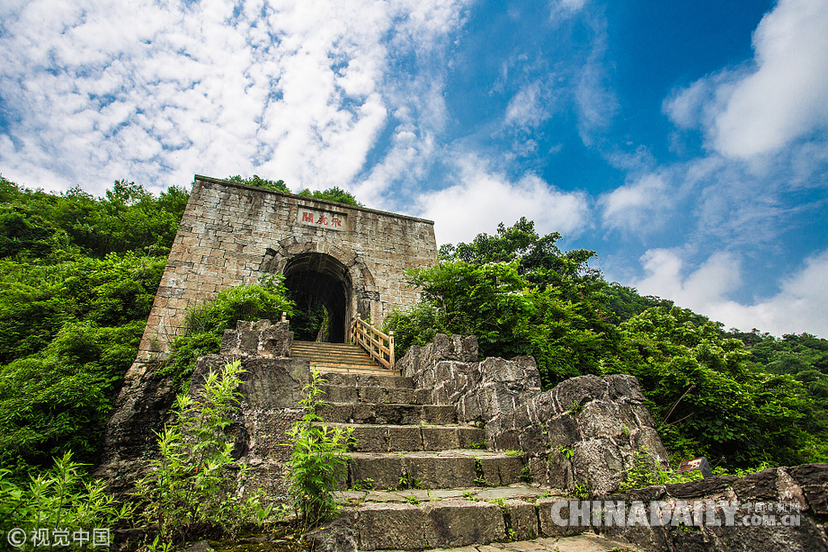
[665,0,828,159]
[0,0,468,196]
[417,154,590,245]
[633,248,828,338]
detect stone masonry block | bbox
[405,455,477,488]
[504,499,539,541]
[348,454,403,491]
[536,497,587,538]
[424,500,506,549]
[387,426,423,451]
[356,503,429,551]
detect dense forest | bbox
[1,175,826,483]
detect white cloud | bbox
[665,0,828,159]
[598,174,671,234]
[417,154,590,245]
[573,15,617,146]
[549,0,588,19]
[505,82,548,128]
[633,248,828,338]
[634,249,742,311]
[0,0,469,196]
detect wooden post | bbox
[389,331,395,369]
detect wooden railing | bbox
[350,314,395,370]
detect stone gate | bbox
[137,175,438,361]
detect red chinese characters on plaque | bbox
[297,207,345,230]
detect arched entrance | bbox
[282,252,352,342]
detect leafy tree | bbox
[0,254,166,474]
[296,186,361,206]
[728,330,828,461]
[386,219,622,386]
[0,177,188,476]
[0,178,188,259]
[599,281,673,322]
[440,217,600,299]
[612,306,818,469]
[226,175,361,206]
[226,174,289,193]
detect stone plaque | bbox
[296,206,346,231]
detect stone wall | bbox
[397,334,670,495]
[137,175,437,362]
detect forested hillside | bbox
[384,218,828,470]
[1,177,826,481]
[0,177,189,475]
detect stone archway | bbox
[260,236,378,343]
[282,252,351,342]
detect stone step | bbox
[309,355,379,363]
[319,384,431,405]
[292,341,377,367]
[318,403,457,425]
[333,487,639,551]
[317,372,414,389]
[343,450,527,490]
[313,364,400,376]
[409,534,645,552]
[322,423,486,452]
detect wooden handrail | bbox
[350,314,395,369]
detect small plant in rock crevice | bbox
[570,481,590,500]
[397,475,422,490]
[473,458,487,487]
[557,445,575,459]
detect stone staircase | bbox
[309,358,642,551]
[292,341,387,373]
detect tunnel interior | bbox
[282,253,352,342]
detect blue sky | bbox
[1,0,827,337]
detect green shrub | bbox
[0,452,131,540]
[160,276,294,385]
[286,370,353,528]
[133,360,269,545]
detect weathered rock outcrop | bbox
[95,319,302,496]
[595,464,828,551]
[398,333,669,495]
